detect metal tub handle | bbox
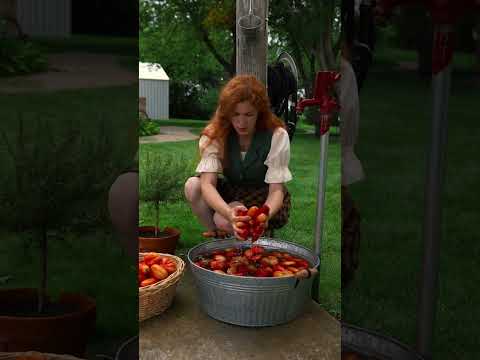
[293,267,318,289]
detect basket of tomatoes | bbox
[138,252,185,322]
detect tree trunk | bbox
[236,0,268,85]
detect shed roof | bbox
[139,62,169,81]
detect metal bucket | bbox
[187,237,320,327]
[342,323,425,360]
[238,13,262,40]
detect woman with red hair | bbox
[184,75,293,240]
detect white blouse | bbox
[195,127,292,184]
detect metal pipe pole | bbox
[416,24,452,360]
[312,117,330,303]
[315,132,330,257]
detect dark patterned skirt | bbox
[217,178,291,230]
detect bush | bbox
[139,150,192,231]
[139,118,160,136]
[0,39,48,77]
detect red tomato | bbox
[258,204,270,215]
[247,206,259,218]
[160,257,177,273]
[244,249,253,259]
[138,262,150,275]
[151,264,169,281]
[236,221,247,228]
[256,213,268,223]
[273,270,294,278]
[251,254,263,262]
[271,251,283,258]
[210,260,226,270]
[143,254,161,267]
[251,246,265,254]
[296,260,310,269]
[237,228,250,239]
[225,250,237,258]
[261,256,279,266]
[273,264,286,272]
[213,254,227,262]
[255,268,272,277]
[237,209,248,216]
[247,264,257,274]
[140,278,158,287]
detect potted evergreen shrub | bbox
[139,150,191,254]
[0,117,115,356]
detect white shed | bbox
[139,62,170,120]
[16,0,71,38]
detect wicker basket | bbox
[138,252,185,322]
[0,352,85,360]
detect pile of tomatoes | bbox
[193,245,310,277]
[236,205,270,241]
[138,253,177,288]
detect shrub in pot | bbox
[0,117,116,356]
[139,150,191,254]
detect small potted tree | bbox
[139,149,191,254]
[0,117,115,356]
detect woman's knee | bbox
[213,212,231,232]
[184,176,201,202]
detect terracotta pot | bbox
[0,289,96,357]
[138,226,180,254]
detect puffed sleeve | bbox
[264,127,293,183]
[195,135,223,173]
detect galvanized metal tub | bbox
[342,323,425,360]
[187,237,320,327]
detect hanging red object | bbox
[296,71,340,135]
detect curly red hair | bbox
[200,75,285,160]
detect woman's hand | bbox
[230,205,251,240]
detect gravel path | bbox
[140,126,199,144]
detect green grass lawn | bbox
[342,49,479,359]
[139,128,341,317]
[0,85,138,353]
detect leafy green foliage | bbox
[139,149,193,229]
[0,39,48,77]
[0,115,116,312]
[140,1,343,119]
[139,118,160,137]
[1,117,115,231]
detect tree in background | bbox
[140,0,342,120]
